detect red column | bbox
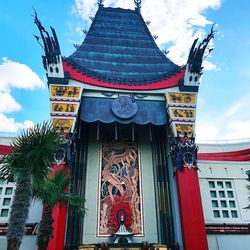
[176,168,208,250]
[47,164,68,250]
[47,203,67,250]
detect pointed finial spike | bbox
[134,0,142,12]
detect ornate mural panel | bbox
[171,109,195,119]
[52,117,75,133]
[51,103,78,113]
[49,84,83,132]
[50,86,81,99]
[175,123,194,136]
[168,92,196,105]
[97,141,143,236]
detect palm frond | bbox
[0,121,61,183]
[67,194,87,216]
[33,168,86,215]
[33,168,70,207]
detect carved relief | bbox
[168,92,196,105]
[51,86,81,99]
[98,141,143,236]
[52,118,74,133]
[175,124,194,136]
[52,103,77,113]
[171,109,195,118]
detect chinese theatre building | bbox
[34,1,214,250]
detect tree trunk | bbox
[7,238,20,250]
[37,206,54,250]
[7,173,32,250]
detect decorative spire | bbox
[97,0,105,8]
[134,0,142,12]
[33,8,61,66]
[186,25,215,76]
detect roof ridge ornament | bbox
[187,24,215,76]
[182,24,215,88]
[134,0,142,12]
[33,8,61,65]
[97,0,105,8]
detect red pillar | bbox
[47,164,68,250]
[47,203,67,250]
[176,168,208,250]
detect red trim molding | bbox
[176,168,208,250]
[0,145,12,155]
[198,148,250,161]
[63,61,185,90]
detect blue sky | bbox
[0,0,250,141]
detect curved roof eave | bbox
[66,6,183,89]
[63,60,185,91]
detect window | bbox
[222,210,229,218]
[231,211,238,218]
[208,180,239,219]
[5,187,13,195]
[212,200,218,207]
[0,209,9,217]
[229,201,236,208]
[209,181,215,188]
[0,184,15,220]
[219,191,225,198]
[3,198,11,206]
[210,191,217,198]
[213,210,220,218]
[220,201,227,208]
[225,182,232,188]
[217,181,223,188]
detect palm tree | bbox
[0,122,61,250]
[33,168,86,250]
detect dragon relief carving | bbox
[98,141,142,235]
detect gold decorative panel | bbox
[168,92,196,105]
[50,85,81,99]
[175,123,194,136]
[52,118,75,133]
[171,109,195,119]
[51,103,78,113]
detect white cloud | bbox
[0,92,21,113]
[196,93,250,141]
[0,57,45,93]
[0,58,45,133]
[71,0,220,66]
[0,113,34,133]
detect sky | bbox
[0,0,250,141]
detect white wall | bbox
[198,141,250,250]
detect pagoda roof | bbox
[65,6,183,89]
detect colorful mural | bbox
[175,123,194,136]
[171,109,195,118]
[51,85,81,99]
[52,103,77,113]
[168,92,196,104]
[98,141,143,236]
[52,118,74,133]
